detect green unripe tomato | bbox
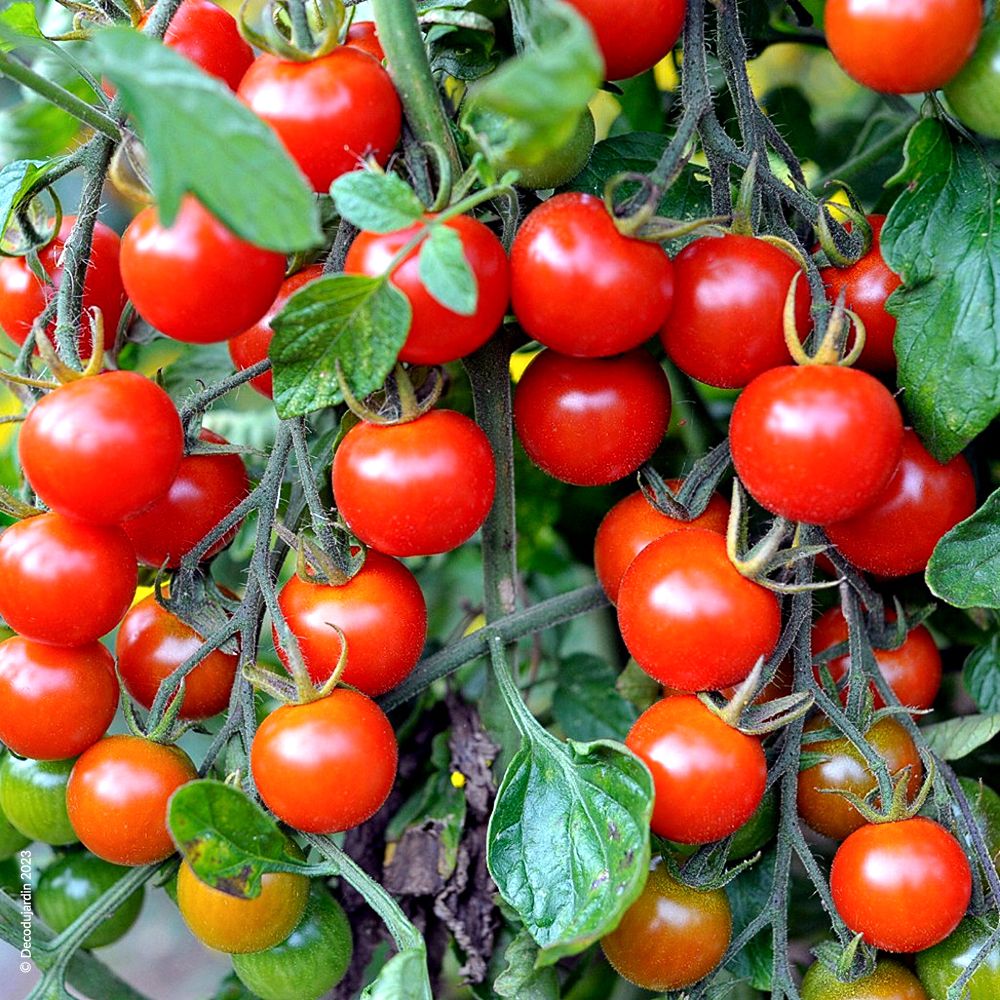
[0,794,30,857]
[917,917,1000,1000]
[944,22,1000,139]
[35,851,145,948]
[231,885,353,1000]
[0,754,78,846]
[958,777,1000,867]
[669,789,778,861]
[504,109,596,189]
[801,957,929,999]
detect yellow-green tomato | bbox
[800,957,928,999]
[944,22,1000,139]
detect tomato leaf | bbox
[964,638,1000,714]
[93,28,320,253]
[418,223,478,315]
[920,714,1000,761]
[926,487,1000,609]
[0,2,44,51]
[494,930,560,1000]
[331,171,426,233]
[270,273,412,418]
[552,654,638,741]
[726,847,776,992]
[360,947,433,1000]
[0,158,50,250]
[882,119,1000,461]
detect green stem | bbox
[814,118,915,189]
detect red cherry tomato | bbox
[275,551,427,696]
[238,48,402,192]
[825,0,982,94]
[124,429,249,568]
[626,695,767,843]
[825,429,976,577]
[332,409,496,558]
[0,637,118,760]
[729,364,904,525]
[660,234,811,388]
[831,818,972,952]
[19,370,183,524]
[510,193,674,357]
[565,0,685,80]
[344,21,384,61]
[0,514,137,645]
[344,216,509,365]
[229,265,323,398]
[120,195,287,344]
[251,688,398,833]
[0,217,124,356]
[67,735,198,866]
[617,528,781,691]
[513,349,671,486]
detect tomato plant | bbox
[945,22,1000,140]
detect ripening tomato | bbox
[0,796,29,858]
[917,917,1000,1000]
[660,234,811,388]
[825,429,976,577]
[0,514,137,646]
[831,817,971,952]
[957,778,1000,869]
[510,193,674,357]
[626,695,767,843]
[238,48,402,192]
[601,863,731,991]
[332,409,496,557]
[0,637,118,760]
[19,370,183,524]
[729,364,904,525]
[67,735,197,866]
[120,195,287,343]
[251,688,397,834]
[617,529,781,691]
[801,957,929,1000]
[0,753,78,845]
[344,21,384,61]
[0,216,124,356]
[945,22,1000,139]
[513,349,671,486]
[275,551,426,696]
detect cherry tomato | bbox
[801,957,929,1000]
[957,778,1000,868]
[344,21,385,61]
[345,215,509,365]
[917,916,1000,1000]
[601,862,731,990]
[0,799,29,857]
[499,109,595,190]
[510,193,674,357]
[123,429,250,568]
[825,429,976,577]
[229,265,323,398]
[231,885,353,1000]
[36,851,145,948]
[0,637,118,760]
[0,754,78,846]
[660,233,811,388]
[177,859,308,954]
[831,817,971,952]
[671,788,779,861]
[0,216,124,356]
[812,606,942,712]
[565,0,685,80]
[251,688,397,833]
[729,364,904,525]
[67,735,197,866]
[19,370,183,524]
[0,514,137,646]
[617,528,781,691]
[826,0,981,94]
[332,409,496,558]
[238,48,402,193]
[513,348,671,486]
[945,22,1000,139]
[120,195,287,343]
[275,551,426,696]
[626,695,767,843]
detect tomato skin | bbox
[916,916,1000,1000]
[344,21,384,61]
[238,48,402,192]
[510,193,674,357]
[36,851,145,948]
[626,695,767,843]
[801,958,929,1000]
[945,23,1000,139]
[120,195,287,344]
[0,514,137,646]
[0,638,118,760]
[67,735,197,866]
[332,409,496,558]
[0,754,78,845]
[660,234,811,388]
[20,371,183,524]
[601,862,731,990]
[513,349,671,486]
[251,688,397,834]
[617,528,781,691]
[0,796,29,857]
[825,429,976,577]
[501,109,595,190]
[825,0,982,94]
[275,551,426,695]
[831,818,971,952]
[729,365,904,525]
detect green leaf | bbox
[418,224,478,315]
[726,848,776,992]
[882,119,1000,461]
[964,637,1000,714]
[330,171,426,233]
[552,654,638,741]
[360,947,433,1000]
[615,657,661,712]
[0,158,48,245]
[926,488,1000,609]
[270,274,411,418]
[920,714,1000,761]
[494,930,560,1000]
[94,28,320,253]
[0,2,44,51]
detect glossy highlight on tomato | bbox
[801,957,929,1000]
[0,754,77,845]
[916,916,1000,1000]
